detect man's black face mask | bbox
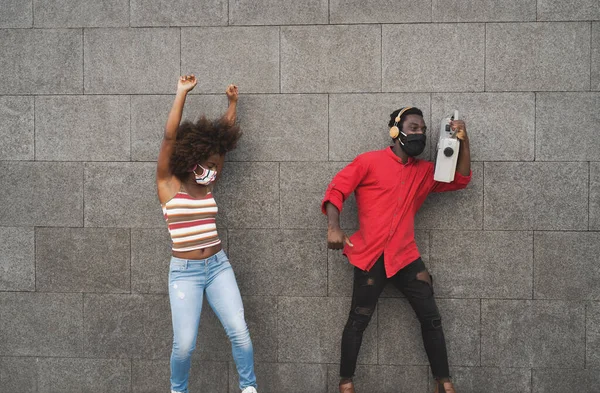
[399,131,426,156]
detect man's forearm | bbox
[325,202,341,229]
[456,138,471,176]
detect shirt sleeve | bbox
[321,156,368,214]
[430,169,472,193]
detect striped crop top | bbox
[162,191,221,252]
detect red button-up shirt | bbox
[322,147,472,277]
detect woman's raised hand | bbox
[177,75,197,93]
[226,84,238,103]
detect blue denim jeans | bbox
[169,250,256,392]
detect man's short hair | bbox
[388,107,424,129]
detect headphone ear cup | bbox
[390,126,400,139]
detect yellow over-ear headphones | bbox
[389,106,413,139]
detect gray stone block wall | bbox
[0,1,597,391]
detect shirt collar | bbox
[384,146,415,166]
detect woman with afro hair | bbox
[157,75,257,393]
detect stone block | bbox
[34,0,128,27]
[36,228,131,293]
[586,302,600,368]
[0,0,32,27]
[130,95,228,161]
[430,230,533,299]
[383,24,485,92]
[83,294,171,359]
[228,230,327,296]
[593,23,600,90]
[484,162,588,230]
[328,93,431,161]
[0,29,82,94]
[0,292,83,356]
[327,230,429,298]
[131,228,171,294]
[230,0,328,25]
[330,0,430,23]
[486,22,591,91]
[84,162,164,228]
[281,25,381,93]
[0,162,83,227]
[227,94,328,161]
[133,359,228,393]
[181,27,279,94]
[415,162,483,230]
[0,96,34,160]
[378,298,480,366]
[229,362,327,393]
[536,93,600,161]
[431,93,535,161]
[326,364,429,393]
[0,227,34,291]
[277,297,377,364]
[130,0,227,26]
[481,300,585,367]
[591,162,600,230]
[35,95,130,161]
[212,162,280,228]
[280,162,358,229]
[84,28,179,94]
[534,232,600,300]
[37,358,131,393]
[532,368,600,393]
[537,0,600,21]
[432,0,535,21]
[447,367,531,393]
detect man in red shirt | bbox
[322,107,471,393]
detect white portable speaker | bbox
[434,110,460,183]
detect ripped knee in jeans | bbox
[416,270,432,286]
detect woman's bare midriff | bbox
[172,243,223,260]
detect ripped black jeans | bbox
[340,256,450,379]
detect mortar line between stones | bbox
[5,159,600,164]
[531,231,535,300]
[588,162,591,230]
[279,26,282,94]
[328,0,330,23]
[34,227,37,291]
[483,23,487,92]
[590,22,593,91]
[128,0,130,26]
[129,95,132,161]
[82,163,86,227]
[227,0,230,25]
[31,0,34,27]
[82,29,85,94]
[482,162,486,230]
[584,302,588,368]
[533,92,538,162]
[479,298,482,366]
[129,228,132,294]
[33,96,36,161]
[530,367,534,393]
[179,28,182,75]
[13,90,596,96]
[129,358,133,393]
[327,94,330,160]
[380,24,383,92]
[278,163,281,228]
[82,292,86,356]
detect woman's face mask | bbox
[191,164,217,185]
